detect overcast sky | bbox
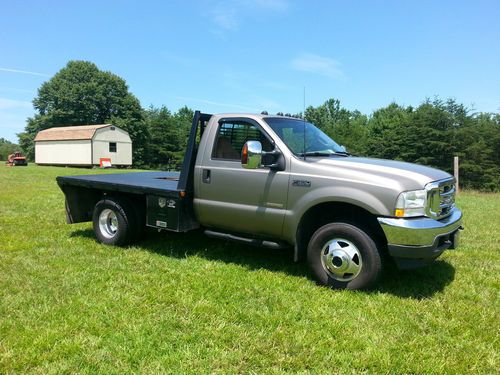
[1,0,499,142]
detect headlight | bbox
[395,190,427,217]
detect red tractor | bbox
[6,152,28,166]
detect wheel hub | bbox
[99,209,118,239]
[321,238,362,282]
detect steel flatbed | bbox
[57,171,181,196]
[56,111,213,233]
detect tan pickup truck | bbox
[58,111,463,290]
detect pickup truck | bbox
[57,111,463,290]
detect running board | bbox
[204,229,289,249]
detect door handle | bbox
[202,169,211,183]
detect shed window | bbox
[109,142,117,152]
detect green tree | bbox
[18,60,146,164]
[144,106,193,170]
[304,98,369,155]
[454,112,500,191]
[365,103,412,160]
[0,138,19,161]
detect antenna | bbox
[303,86,306,161]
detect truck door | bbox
[194,118,289,237]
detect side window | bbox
[109,142,117,152]
[212,121,273,160]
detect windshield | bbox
[264,117,346,156]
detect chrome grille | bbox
[426,178,456,219]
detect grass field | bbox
[1,165,498,374]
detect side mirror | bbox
[241,141,262,169]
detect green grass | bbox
[1,165,498,374]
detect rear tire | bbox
[307,222,382,290]
[92,197,136,246]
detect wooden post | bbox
[454,156,459,193]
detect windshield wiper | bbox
[298,151,334,157]
[298,151,350,157]
[333,151,351,156]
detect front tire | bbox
[92,197,136,246]
[307,222,382,290]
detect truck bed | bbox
[57,111,212,232]
[57,171,181,195]
[57,170,199,232]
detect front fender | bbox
[282,185,392,243]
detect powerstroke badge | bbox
[292,180,311,187]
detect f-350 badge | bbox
[292,180,311,187]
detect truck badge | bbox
[158,197,167,208]
[292,180,311,187]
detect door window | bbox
[212,121,273,160]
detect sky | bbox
[0,0,499,142]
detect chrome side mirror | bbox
[241,141,262,169]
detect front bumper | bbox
[377,209,463,269]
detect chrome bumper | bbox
[377,209,463,268]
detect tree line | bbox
[304,98,499,191]
[16,61,499,191]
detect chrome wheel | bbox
[98,208,119,239]
[321,238,362,282]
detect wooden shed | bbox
[34,124,132,166]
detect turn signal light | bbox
[241,144,248,164]
[395,209,405,217]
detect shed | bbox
[34,124,132,166]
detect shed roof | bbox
[34,124,112,141]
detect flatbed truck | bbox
[58,111,463,290]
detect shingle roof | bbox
[34,124,111,141]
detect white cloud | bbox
[212,4,238,30]
[291,53,344,80]
[210,0,288,31]
[0,67,50,77]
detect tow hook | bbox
[450,226,463,250]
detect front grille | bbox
[426,178,455,219]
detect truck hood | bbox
[310,156,451,190]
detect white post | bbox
[454,156,459,193]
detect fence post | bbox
[454,156,459,193]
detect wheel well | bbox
[295,202,388,262]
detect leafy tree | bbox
[454,112,500,191]
[304,99,369,154]
[144,106,193,170]
[18,60,146,164]
[365,103,412,160]
[0,138,19,161]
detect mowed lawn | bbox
[0,165,498,374]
